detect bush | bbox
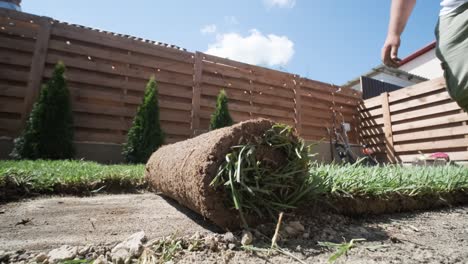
[210,89,233,130]
[10,62,74,160]
[123,77,164,163]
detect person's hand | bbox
[381,34,401,68]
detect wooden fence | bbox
[0,9,362,148]
[360,77,468,163]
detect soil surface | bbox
[1,193,467,264]
[0,193,219,251]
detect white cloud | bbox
[200,24,217,34]
[224,16,239,25]
[206,29,294,67]
[264,0,296,8]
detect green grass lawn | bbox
[1,159,467,206]
[0,160,145,199]
[312,162,468,197]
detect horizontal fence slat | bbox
[0,35,35,53]
[394,138,468,152]
[393,126,468,142]
[0,83,26,98]
[45,53,194,88]
[392,112,468,132]
[390,91,451,113]
[388,77,445,103]
[48,39,193,76]
[51,23,194,64]
[0,49,32,67]
[391,101,461,122]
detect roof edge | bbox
[399,41,436,66]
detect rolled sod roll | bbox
[145,118,311,229]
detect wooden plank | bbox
[43,66,191,96]
[360,107,383,117]
[390,91,451,112]
[160,123,192,136]
[301,98,357,116]
[301,88,362,109]
[393,126,468,142]
[73,102,191,123]
[391,101,461,122]
[46,53,194,88]
[381,92,396,163]
[361,117,384,127]
[74,130,126,144]
[74,115,130,131]
[362,96,383,110]
[399,151,468,162]
[73,102,134,117]
[48,39,193,75]
[201,85,295,109]
[191,52,202,132]
[0,8,45,24]
[22,18,51,124]
[199,109,252,123]
[0,117,21,132]
[0,49,32,67]
[51,23,194,64]
[202,60,295,89]
[394,138,468,152]
[70,87,191,111]
[250,81,295,99]
[200,97,295,119]
[0,35,35,53]
[392,112,468,132]
[200,74,295,100]
[388,77,446,103]
[0,67,29,82]
[301,107,332,121]
[300,77,362,100]
[0,83,26,98]
[0,21,38,39]
[0,100,27,114]
[201,52,296,86]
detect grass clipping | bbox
[210,124,322,227]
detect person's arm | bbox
[381,0,416,67]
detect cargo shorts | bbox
[435,2,468,111]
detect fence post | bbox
[191,51,203,135]
[21,17,52,125]
[293,76,302,136]
[381,92,396,163]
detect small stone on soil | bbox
[47,245,78,263]
[35,252,48,263]
[241,231,253,246]
[93,254,107,264]
[223,232,237,244]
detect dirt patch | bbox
[0,193,218,252]
[178,207,468,263]
[1,194,467,263]
[145,118,279,229]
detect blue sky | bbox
[23,0,440,85]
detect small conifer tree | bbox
[210,89,233,130]
[10,62,75,160]
[123,77,164,163]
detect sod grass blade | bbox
[209,124,320,226]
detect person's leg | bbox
[435,3,468,112]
